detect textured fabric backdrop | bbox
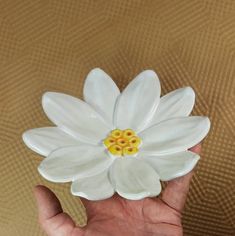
[0,0,234,235]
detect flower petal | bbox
[147,87,195,127]
[140,116,210,155]
[84,68,120,126]
[22,127,81,156]
[38,145,113,183]
[42,92,111,144]
[140,151,200,181]
[71,170,114,200]
[110,158,161,200]
[114,70,161,132]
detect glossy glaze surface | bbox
[23,68,211,200]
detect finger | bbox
[189,143,202,154]
[161,143,201,212]
[34,185,85,236]
[34,185,63,222]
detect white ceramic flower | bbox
[22,68,210,200]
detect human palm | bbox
[34,145,201,236]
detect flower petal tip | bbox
[41,91,55,106]
[22,130,34,150]
[37,164,61,183]
[186,153,200,173]
[88,67,105,74]
[202,116,211,131]
[117,188,161,200]
[70,188,115,201]
[22,131,28,143]
[162,154,200,181]
[183,86,195,97]
[37,164,46,179]
[37,162,54,182]
[195,116,211,129]
[190,153,200,168]
[85,68,109,82]
[195,153,200,161]
[188,151,200,162]
[42,91,58,100]
[140,69,159,80]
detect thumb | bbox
[34,185,84,236]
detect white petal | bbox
[147,87,195,127]
[84,68,120,126]
[22,127,81,156]
[114,70,161,132]
[141,151,200,181]
[71,170,114,200]
[110,158,161,200]
[140,116,210,155]
[38,145,114,183]
[42,92,111,144]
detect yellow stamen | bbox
[117,138,128,147]
[123,146,138,156]
[123,129,135,139]
[111,129,123,139]
[129,136,141,147]
[108,144,122,156]
[103,137,116,148]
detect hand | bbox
[34,144,201,236]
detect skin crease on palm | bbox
[34,144,202,236]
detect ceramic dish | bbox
[22,68,210,200]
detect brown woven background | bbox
[0,0,234,235]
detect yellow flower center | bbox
[103,129,142,157]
